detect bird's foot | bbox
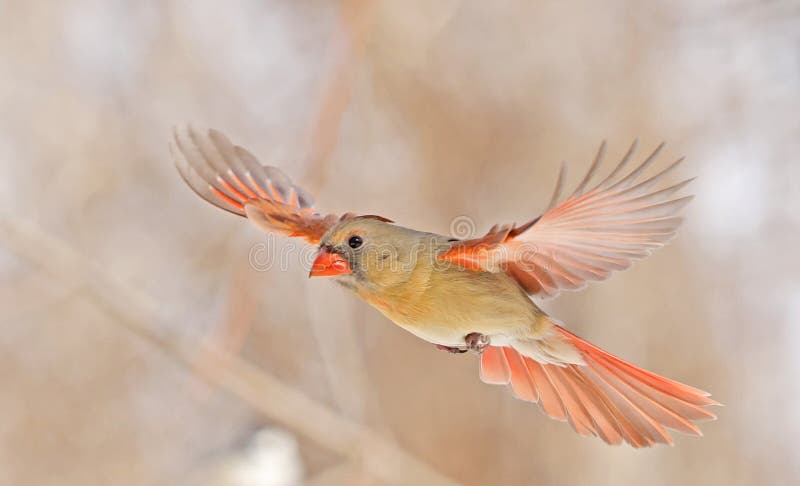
[435,344,468,354]
[464,332,491,354]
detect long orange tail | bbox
[480,325,718,447]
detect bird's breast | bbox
[355,266,541,347]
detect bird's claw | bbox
[465,332,491,354]
[434,333,490,354]
[435,344,468,354]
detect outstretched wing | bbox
[171,126,351,244]
[439,141,693,298]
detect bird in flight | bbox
[171,126,718,447]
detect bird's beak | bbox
[309,248,351,277]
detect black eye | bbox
[348,235,363,249]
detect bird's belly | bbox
[378,305,527,347]
[393,320,470,347]
[392,319,522,348]
[358,269,538,347]
[368,301,473,346]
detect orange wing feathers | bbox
[439,141,694,298]
[173,129,717,447]
[171,126,348,244]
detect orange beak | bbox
[309,248,351,277]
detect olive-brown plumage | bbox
[172,125,718,447]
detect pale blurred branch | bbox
[300,0,386,428]
[199,263,257,359]
[305,459,369,486]
[302,0,376,193]
[0,213,459,486]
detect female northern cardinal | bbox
[171,126,718,447]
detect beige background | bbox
[1,1,798,485]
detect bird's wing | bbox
[438,141,693,298]
[171,126,352,245]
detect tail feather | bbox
[523,355,569,422]
[545,365,596,435]
[480,324,718,447]
[502,347,539,403]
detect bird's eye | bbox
[348,235,363,249]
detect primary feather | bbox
[439,141,694,298]
[171,125,345,244]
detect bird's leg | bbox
[464,332,491,354]
[435,344,468,354]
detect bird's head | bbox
[309,215,426,289]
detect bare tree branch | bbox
[0,213,459,486]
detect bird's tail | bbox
[480,320,718,447]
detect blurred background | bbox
[1,1,798,485]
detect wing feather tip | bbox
[171,126,340,240]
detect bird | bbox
[170,125,718,448]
